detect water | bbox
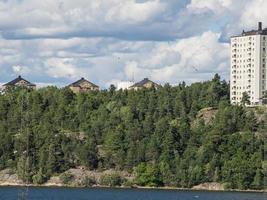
[0,187,265,200]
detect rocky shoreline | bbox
[0,168,264,193]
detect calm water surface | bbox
[0,187,265,200]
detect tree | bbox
[241,92,250,106]
[0,76,264,190]
[262,90,267,105]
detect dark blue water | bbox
[0,187,265,200]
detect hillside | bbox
[0,74,265,190]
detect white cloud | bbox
[45,58,81,79]
[0,29,230,87]
[187,0,232,14]
[124,31,229,84]
[187,0,267,40]
[0,0,170,40]
[239,0,267,28]
[0,0,265,87]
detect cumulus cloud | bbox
[124,31,229,84]
[187,0,267,40]
[0,0,265,87]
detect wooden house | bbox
[3,75,36,90]
[129,78,159,90]
[68,77,99,93]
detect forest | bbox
[0,74,265,190]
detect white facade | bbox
[117,81,135,90]
[230,23,267,105]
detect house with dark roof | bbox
[129,78,159,90]
[68,77,99,93]
[3,75,36,90]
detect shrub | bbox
[32,170,47,185]
[59,172,74,184]
[99,173,122,187]
[81,176,96,187]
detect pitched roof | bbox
[3,75,36,86]
[130,78,158,88]
[69,77,99,88]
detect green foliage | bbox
[81,176,96,187]
[0,75,264,190]
[241,92,250,106]
[99,173,122,186]
[134,163,163,187]
[32,168,47,185]
[59,172,74,185]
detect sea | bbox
[0,187,265,200]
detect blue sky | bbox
[0,0,266,88]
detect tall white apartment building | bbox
[230,22,267,105]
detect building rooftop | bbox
[232,22,267,38]
[130,78,158,88]
[3,75,36,86]
[69,77,99,88]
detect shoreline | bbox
[0,183,265,193]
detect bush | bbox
[134,163,163,187]
[32,170,47,185]
[99,173,122,187]
[122,179,134,187]
[223,182,233,190]
[81,176,96,187]
[59,172,74,184]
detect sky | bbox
[0,0,266,88]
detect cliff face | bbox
[0,168,134,188]
[192,182,224,191]
[196,107,218,124]
[0,169,23,186]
